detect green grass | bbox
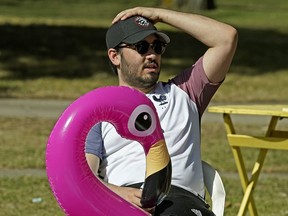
[0,0,288,102]
[0,117,54,168]
[1,116,287,215]
[0,176,287,216]
[0,0,288,215]
[0,176,63,216]
[222,176,288,216]
[1,116,287,172]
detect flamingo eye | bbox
[135,112,151,131]
[128,105,156,137]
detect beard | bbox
[120,54,160,89]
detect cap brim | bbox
[122,30,170,44]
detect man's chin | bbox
[146,71,160,79]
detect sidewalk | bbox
[0,98,275,125]
[0,98,71,118]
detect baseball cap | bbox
[106,16,170,49]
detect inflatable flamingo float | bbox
[46,86,172,215]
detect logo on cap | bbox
[135,16,150,27]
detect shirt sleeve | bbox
[170,56,224,117]
[85,123,103,160]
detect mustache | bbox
[144,60,159,68]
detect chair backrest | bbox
[202,161,226,216]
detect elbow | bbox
[227,26,238,52]
[219,26,238,59]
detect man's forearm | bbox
[156,8,236,48]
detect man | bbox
[85,7,237,215]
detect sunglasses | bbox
[117,40,167,55]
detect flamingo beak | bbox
[141,140,172,208]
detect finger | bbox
[143,207,155,214]
[132,193,142,207]
[112,7,144,23]
[112,9,132,23]
[134,188,142,199]
[112,14,131,23]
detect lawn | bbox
[1,116,287,215]
[1,176,287,215]
[0,0,287,102]
[0,0,287,215]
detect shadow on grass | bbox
[0,24,287,79]
[0,24,110,79]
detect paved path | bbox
[0,98,71,118]
[0,98,276,125]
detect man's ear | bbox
[108,48,120,67]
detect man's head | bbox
[106,16,170,92]
[106,16,170,74]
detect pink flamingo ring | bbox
[46,86,172,215]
